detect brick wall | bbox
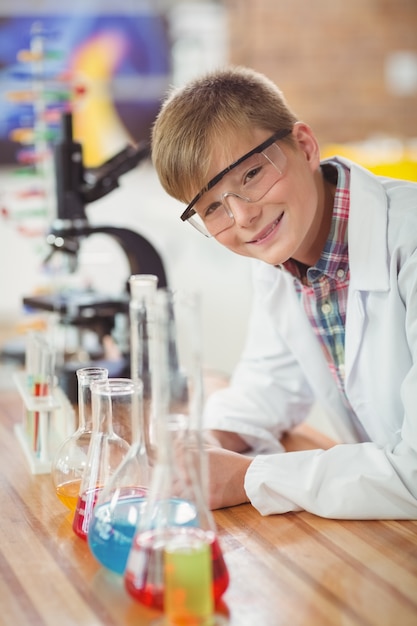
[224,0,417,144]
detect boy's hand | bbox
[171,433,252,510]
[205,445,253,510]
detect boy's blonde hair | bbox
[151,66,299,203]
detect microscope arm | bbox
[87,225,167,287]
[82,143,150,204]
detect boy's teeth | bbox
[255,214,282,242]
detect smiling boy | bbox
[151,66,417,519]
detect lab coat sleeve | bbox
[245,440,417,519]
[203,262,315,454]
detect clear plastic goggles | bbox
[180,129,290,237]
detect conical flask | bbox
[87,376,149,575]
[124,289,229,621]
[72,378,134,540]
[51,366,108,512]
[128,273,158,460]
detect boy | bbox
[151,66,417,519]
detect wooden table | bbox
[1,388,417,626]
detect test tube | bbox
[26,332,55,456]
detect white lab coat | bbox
[203,157,417,519]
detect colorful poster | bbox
[0,4,171,166]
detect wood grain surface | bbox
[0,390,416,626]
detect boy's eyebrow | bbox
[181,128,292,221]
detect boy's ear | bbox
[292,122,321,169]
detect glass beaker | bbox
[72,378,135,540]
[124,289,229,621]
[51,366,109,512]
[87,376,150,575]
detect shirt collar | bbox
[283,160,351,284]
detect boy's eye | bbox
[203,201,222,218]
[243,165,262,185]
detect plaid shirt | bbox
[283,160,350,397]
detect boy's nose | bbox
[223,193,261,227]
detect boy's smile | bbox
[246,212,285,245]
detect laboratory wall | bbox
[226,0,417,144]
[0,0,416,378]
[0,1,250,377]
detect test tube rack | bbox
[13,371,75,474]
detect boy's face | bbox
[205,123,332,267]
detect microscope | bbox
[23,112,168,401]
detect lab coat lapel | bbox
[344,160,389,378]
[265,270,359,442]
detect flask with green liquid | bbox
[124,289,229,624]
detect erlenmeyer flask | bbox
[72,378,133,540]
[87,376,149,575]
[124,289,229,620]
[51,366,108,512]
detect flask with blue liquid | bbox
[72,377,135,541]
[86,275,158,573]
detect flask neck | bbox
[76,367,108,431]
[78,382,93,430]
[92,392,116,436]
[129,275,158,457]
[129,273,158,389]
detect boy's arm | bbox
[203,423,337,510]
[204,428,250,453]
[204,423,336,454]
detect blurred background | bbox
[0,0,416,388]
